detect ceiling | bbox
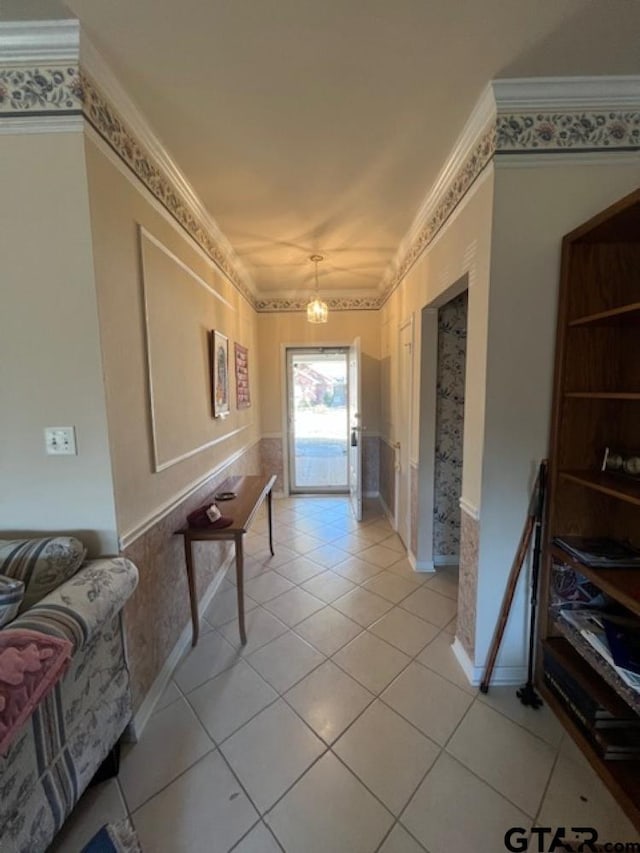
[5,0,640,297]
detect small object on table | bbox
[215,491,236,501]
[176,475,276,648]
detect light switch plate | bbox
[44,426,77,455]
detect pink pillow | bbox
[0,629,72,754]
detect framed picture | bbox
[235,342,251,409]
[211,331,230,418]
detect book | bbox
[603,617,640,677]
[553,536,640,568]
[543,643,640,727]
[559,609,640,693]
[592,726,640,760]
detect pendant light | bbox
[306,254,329,324]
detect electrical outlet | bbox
[44,426,77,456]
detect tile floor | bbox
[49,497,638,853]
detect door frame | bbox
[415,273,469,569]
[280,342,352,496]
[396,316,414,547]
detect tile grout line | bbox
[128,500,462,852]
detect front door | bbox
[287,348,350,493]
[348,336,363,521]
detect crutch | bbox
[479,461,547,695]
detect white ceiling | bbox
[5,0,640,296]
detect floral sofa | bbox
[0,538,138,853]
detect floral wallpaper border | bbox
[256,295,381,312]
[80,71,256,306]
[0,64,83,113]
[496,111,640,152]
[378,126,496,305]
[1,60,638,312]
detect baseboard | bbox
[379,494,395,527]
[452,638,527,687]
[123,545,234,741]
[407,550,435,573]
[434,554,459,566]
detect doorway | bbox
[433,290,468,562]
[286,348,350,493]
[397,319,413,547]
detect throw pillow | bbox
[0,628,72,755]
[0,575,24,627]
[0,537,86,612]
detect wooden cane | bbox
[479,466,542,694]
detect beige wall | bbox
[257,310,381,437]
[477,159,640,670]
[84,136,261,542]
[380,170,494,536]
[0,132,118,554]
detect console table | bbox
[176,474,276,647]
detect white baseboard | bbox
[452,638,527,687]
[407,550,435,573]
[379,494,395,527]
[124,545,234,741]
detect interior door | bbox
[348,336,363,521]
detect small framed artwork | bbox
[211,330,230,418]
[235,342,251,409]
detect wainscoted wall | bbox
[122,442,260,709]
[260,437,285,493]
[410,463,418,557]
[457,508,479,658]
[433,291,467,559]
[379,438,396,518]
[363,435,380,496]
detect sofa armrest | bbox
[8,557,138,655]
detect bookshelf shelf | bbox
[564,392,640,400]
[559,470,640,507]
[550,546,640,617]
[539,187,640,831]
[553,619,640,716]
[569,301,640,327]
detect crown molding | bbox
[0,113,83,134]
[492,75,640,111]
[80,33,256,302]
[377,85,497,304]
[396,84,497,259]
[0,19,80,62]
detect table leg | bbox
[235,535,247,645]
[184,536,200,647]
[267,487,275,556]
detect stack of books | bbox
[553,536,640,568]
[543,641,640,760]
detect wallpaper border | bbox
[0,54,638,312]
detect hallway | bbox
[51,497,636,852]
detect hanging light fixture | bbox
[306,254,329,324]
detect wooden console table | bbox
[176,474,276,647]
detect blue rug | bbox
[81,818,141,853]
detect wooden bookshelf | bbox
[559,470,640,507]
[550,546,640,617]
[538,186,640,832]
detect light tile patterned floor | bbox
[49,497,638,853]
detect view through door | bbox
[287,348,349,493]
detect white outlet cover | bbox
[44,426,77,455]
